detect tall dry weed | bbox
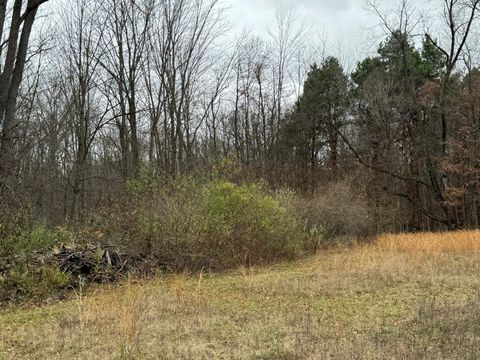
[376,231,480,253]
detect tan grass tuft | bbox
[375,230,480,253]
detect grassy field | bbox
[1,231,480,359]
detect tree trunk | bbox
[0,1,41,176]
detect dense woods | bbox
[1,0,480,286]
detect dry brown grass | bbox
[1,231,480,359]
[376,230,480,253]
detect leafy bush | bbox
[110,174,316,270]
[1,223,73,258]
[202,181,305,265]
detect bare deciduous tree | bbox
[0,0,50,177]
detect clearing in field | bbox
[1,231,480,359]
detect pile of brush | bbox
[33,244,128,283]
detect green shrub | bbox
[19,224,60,254]
[113,174,314,270]
[1,223,73,258]
[0,265,72,303]
[201,181,305,266]
[40,265,72,292]
[0,225,74,303]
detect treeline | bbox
[1,0,480,234]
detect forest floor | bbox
[1,231,480,359]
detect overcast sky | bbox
[40,0,465,71]
[226,0,378,68]
[224,0,437,70]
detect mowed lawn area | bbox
[1,231,480,359]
